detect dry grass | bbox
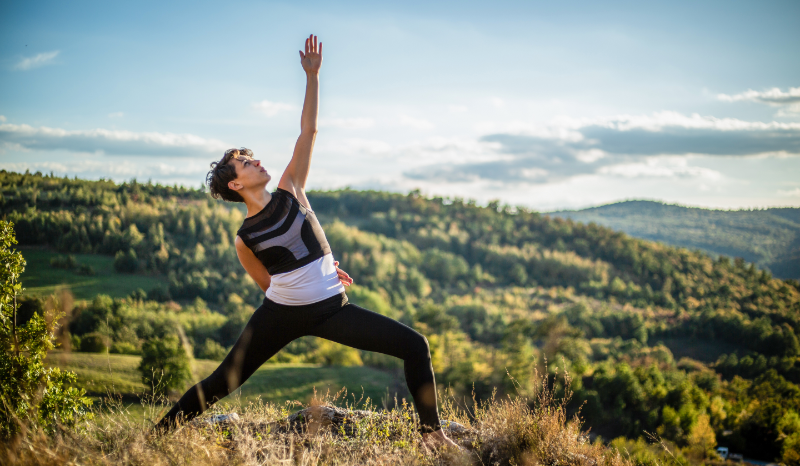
[1,374,642,466]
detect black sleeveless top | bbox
[237,188,332,275]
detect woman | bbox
[156,35,458,449]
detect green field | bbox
[46,351,405,409]
[20,247,164,300]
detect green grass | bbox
[46,351,405,409]
[19,247,164,300]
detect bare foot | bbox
[421,429,461,451]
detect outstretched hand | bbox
[334,261,353,287]
[299,34,322,74]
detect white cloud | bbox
[776,105,800,117]
[557,111,800,132]
[402,137,504,164]
[14,51,60,70]
[448,105,468,113]
[0,116,6,122]
[411,109,800,187]
[0,158,211,179]
[777,187,800,197]
[717,86,800,105]
[108,112,124,118]
[490,98,505,108]
[474,119,585,141]
[319,117,375,129]
[325,138,392,156]
[252,100,297,117]
[575,149,607,163]
[0,122,230,156]
[519,167,549,180]
[597,157,723,180]
[399,115,435,130]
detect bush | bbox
[79,332,110,353]
[113,248,139,273]
[128,288,147,301]
[110,341,139,355]
[196,338,227,360]
[76,264,95,276]
[147,285,172,302]
[309,340,363,366]
[50,254,77,269]
[139,334,192,396]
[0,221,92,438]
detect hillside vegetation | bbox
[551,200,800,279]
[3,170,800,464]
[45,351,403,409]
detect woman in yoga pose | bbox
[156,34,457,449]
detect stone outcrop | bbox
[197,405,475,446]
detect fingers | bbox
[334,263,354,286]
[303,34,321,55]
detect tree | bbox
[0,220,92,437]
[139,334,192,396]
[687,413,717,459]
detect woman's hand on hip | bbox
[334,261,353,287]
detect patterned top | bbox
[236,188,333,275]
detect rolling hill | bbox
[550,200,800,279]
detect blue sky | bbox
[1,0,799,210]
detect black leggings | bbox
[156,293,441,432]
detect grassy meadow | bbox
[20,247,163,300]
[45,351,405,414]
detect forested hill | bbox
[550,200,800,279]
[4,170,800,462]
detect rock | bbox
[197,405,475,446]
[202,413,240,424]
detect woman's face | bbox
[230,155,271,192]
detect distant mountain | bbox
[549,200,800,279]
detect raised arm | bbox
[278,34,322,208]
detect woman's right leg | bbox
[155,299,301,428]
[308,302,442,433]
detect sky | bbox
[1,0,799,211]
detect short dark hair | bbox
[206,148,253,203]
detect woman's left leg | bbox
[308,302,442,432]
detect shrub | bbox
[113,248,139,273]
[309,340,363,366]
[128,288,147,301]
[139,334,192,396]
[110,341,139,355]
[79,332,110,353]
[147,285,172,302]
[50,254,77,269]
[0,221,92,438]
[196,338,227,360]
[76,264,95,276]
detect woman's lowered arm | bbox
[279,34,322,208]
